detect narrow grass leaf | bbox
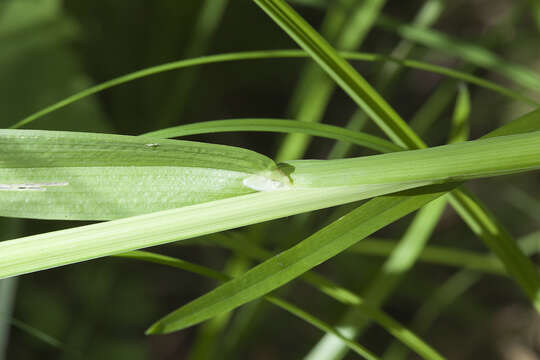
[144,118,403,153]
[146,184,453,334]
[11,50,535,129]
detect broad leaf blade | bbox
[0,129,280,220]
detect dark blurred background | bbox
[1,0,539,359]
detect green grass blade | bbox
[377,14,540,93]
[146,184,452,334]
[10,49,535,129]
[143,118,403,153]
[118,251,379,360]
[284,131,540,187]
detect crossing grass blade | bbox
[9,50,536,130]
[143,118,403,153]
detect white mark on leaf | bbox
[243,174,289,192]
[0,182,69,191]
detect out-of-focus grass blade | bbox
[0,129,280,220]
[448,83,470,143]
[158,0,229,128]
[410,79,459,136]
[186,257,244,360]
[252,0,540,314]
[0,279,16,360]
[503,186,540,222]
[0,217,22,360]
[118,251,379,360]
[288,0,327,8]
[349,240,504,274]
[144,118,403,153]
[382,270,482,360]
[383,231,540,360]
[11,50,536,129]
[531,0,540,30]
[146,184,453,335]
[377,15,540,93]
